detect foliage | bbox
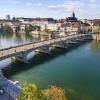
[16,83,67,100]
[16,82,42,100]
[25,25,33,33]
[25,25,41,33]
[42,86,67,100]
[15,26,20,33]
[0,25,13,33]
[33,26,41,31]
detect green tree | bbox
[16,83,42,100]
[15,26,20,33]
[2,25,13,33]
[42,86,67,100]
[16,83,67,100]
[33,26,41,31]
[25,25,33,33]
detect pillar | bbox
[35,45,50,54]
[15,51,28,63]
[54,41,67,49]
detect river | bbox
[0,32,100,100]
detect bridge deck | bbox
[0,34,92,60]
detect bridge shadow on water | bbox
[3,40,91,79]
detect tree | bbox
[15,26,20,33]
[1,25,13,33]
[16,83,42,100]
[25,25,33,33]
[33,26,41,31]
[42,86,67,100]
[16,83,67,100]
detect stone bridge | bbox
[0,34,92,63]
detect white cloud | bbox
[48,0,83,11]
[89,0,96,3]
[26,2,32,6]
[47,0,100,19]
[26,2,42,7]
[37,3,42,6]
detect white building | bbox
[17,17,59,32]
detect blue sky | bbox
[0,0,99,19]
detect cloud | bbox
[89,0,96,3]
[26,2,42,6]
[47,0,100,18]
[48,1,83,11]
[26,2,32,6]
[26,2,42,7]
[33,3,42,6]
[37,3,42,6]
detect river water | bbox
[0,32,100,100]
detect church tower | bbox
[72,11,75,18]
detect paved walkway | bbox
[0,34,92,61]
[0,76,20,100]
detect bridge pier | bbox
[66,40,78,45]
[75,35,86,42]
[54,41,67,49]
[85,34,93,40]
[76,38,85,42]
[15,52,28,63]
[35,45,50,54]
[76,34,92,42]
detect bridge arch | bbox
[0,34,92,63]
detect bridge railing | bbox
[0,34,92,58]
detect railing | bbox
[0,34,92,59]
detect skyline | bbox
[0,0,100,19]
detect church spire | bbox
[72,10,75,18]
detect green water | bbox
[0,32,100,100]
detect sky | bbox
[0,0,100,19]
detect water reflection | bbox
[0,32,50,49]
[91,40,100,52]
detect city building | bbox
[67,11,80,32]
[0,12,93,35]
[17,17,58,32]
[92,19,100,33]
